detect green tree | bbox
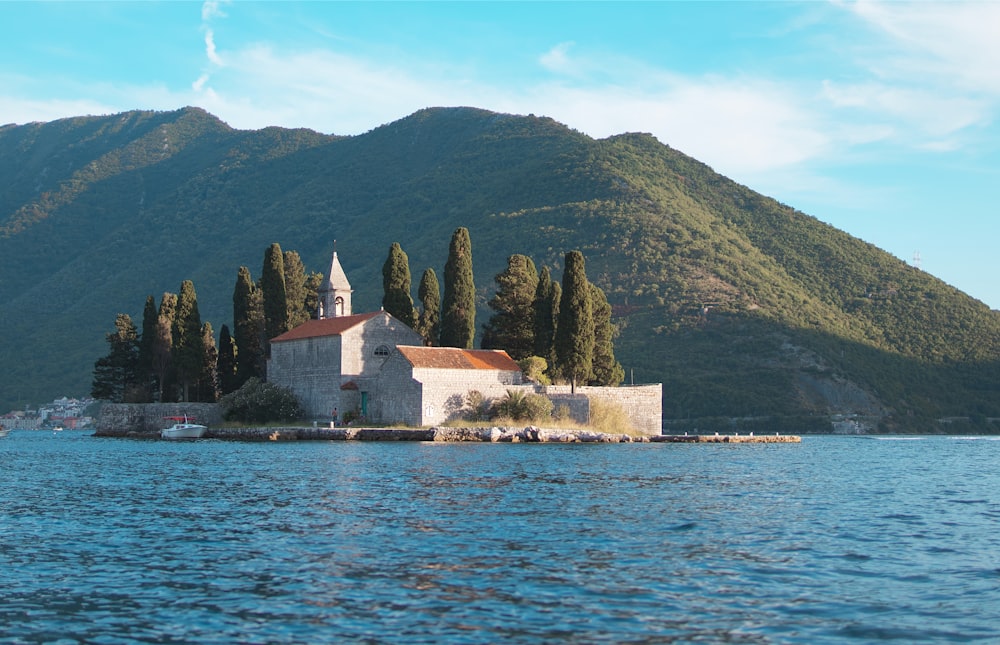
[136,294,158,402]
[381,242,415,326]
[233,265,264,387]
[153,292,177,402]
[533,267,561,369]
[416,267,441,346]
[261,243,289,346]
[198,321,219,402]
[216,323,239,396]
[303,270,324,320]
[441,227,476,348]
[91,313,140,402]
[283,249,311,328]
[172,280,205,402]
[555,250,594,393]
[588,283,625,386]
[482,254,538,360]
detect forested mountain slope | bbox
[1,106,997,430]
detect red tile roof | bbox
[270,312,381,342]
[395,346,521,372]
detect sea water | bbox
[2,431,1000,643]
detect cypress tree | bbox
[283,250,310,328]
[198,321,219,403]
[172,280,205,402]
[482,254,538,360]
[533,267,554,358]
[381,242,415,327]
[416,268,441,346]
[588,283,625,386]
[233,266,264,387]
[217,324,239,396]
[554,251,594,393]
[136,294,158,401]
[91,313,139,402]
[533,267,561,368]
[153,292,177,402]
[261,243,289,345]
[440,227,476,349]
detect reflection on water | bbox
[3,431,1000,642]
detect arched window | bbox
[374,345,391,358]
[334,296,345,316]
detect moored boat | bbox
[160,416,207,439]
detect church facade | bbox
[267,247,662,433]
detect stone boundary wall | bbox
[95,403,223,437]
[540,384,662,436]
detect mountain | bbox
[1,106,998,431]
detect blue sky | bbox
[2,1,998,309]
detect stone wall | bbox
[95,403,223,437]
[372,351,423,426]
[268,335,344,419]
[540,384,663,436]
[410,367,522,426]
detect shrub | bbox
[220,377,303,423]
[588,397,637,435]
[493,389,554,422]
[518,356,551,385]
[465,390,491,422]
[521,393,554,422]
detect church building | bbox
[267,247,524,425]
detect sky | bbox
[2,1,998,309]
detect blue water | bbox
[3,431,1000,643]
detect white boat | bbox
[160,417,207,439]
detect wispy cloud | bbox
[204,29,223,67]
[847,0,1000,95]
[201,0,228,22]
[822,1,1000,151]
[539,42,576,76]
[193,1,228,93]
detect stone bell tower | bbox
[317,242,353,319]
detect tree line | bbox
[91,244,322,404]
[383,227,624,392]
[92,228,623,404]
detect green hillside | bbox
[1,106,997,431]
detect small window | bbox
[374,345,391,358]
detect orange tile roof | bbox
[270,312,381,342]
[396,346,521,372]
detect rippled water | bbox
[3,431,1000,643]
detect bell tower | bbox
[317,241,353,319]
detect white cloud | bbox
[192,73,210,93]
[820,80,987,138]
[847,1,1000,96]
[201,0,228,22]
[204,28,223,67]
[539,42,576,75]
[176,41,833,180]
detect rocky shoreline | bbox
[94,424,800,443]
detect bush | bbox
[518,356,551,385]
[465,390,491,422]
[589,397,637,435]
[220,377,303,423]
[492,389,554,422]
